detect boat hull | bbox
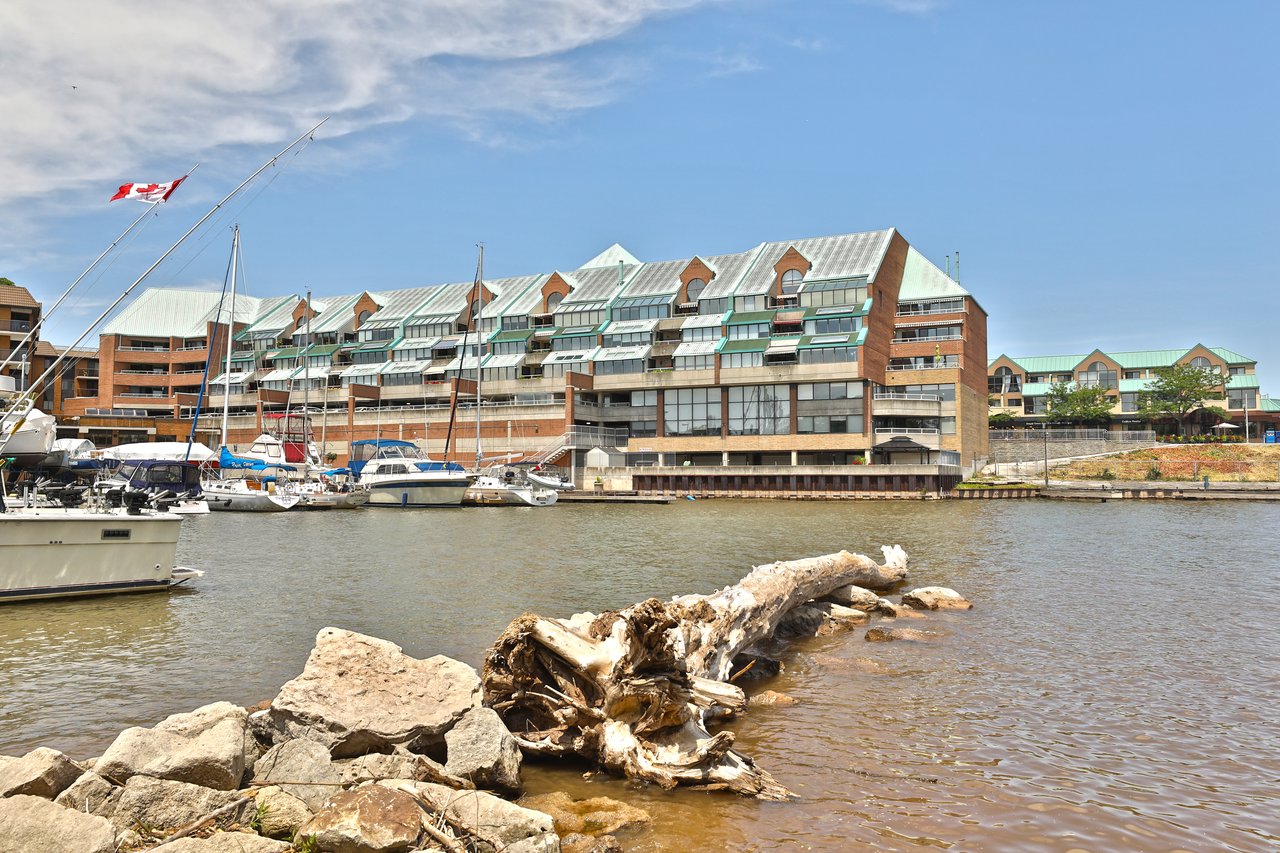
[464,483,559,507]
[364,478,469,507]
[0,510,193,603]
[204,483,299,512]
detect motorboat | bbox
[521,463,576,491]
[464,465,558,507]
[97,458,210,515]
[0,404,57,468]
[349,439,472,507]
[296,468,370,509]
[0,488,202,603]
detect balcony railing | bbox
[892,334,963,343]
[874,428,941,436]
[117,345,170,352]
[873,392,942,401]
[6,320,34,333]
[886,361,959,371]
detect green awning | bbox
[725,310,777,325]
[550,326,600,339]
[267,346,301,360]
[304,343,342,356]
[1227,374,1260,390]
[491,328,536,343]
[230,352,256,362]
[802,305,866,319]
[355,338,398,353]
[720,338,770,353]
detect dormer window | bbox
[685,277,706,303]
[1189,356,1211,371]
[781,269,804,295]
[546,292,564,313]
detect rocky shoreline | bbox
[0,550,971,852]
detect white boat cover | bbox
[102,442,217,462]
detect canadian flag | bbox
[110,176,186,204]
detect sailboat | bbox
[460,245,557,507]
[200,226,300,512]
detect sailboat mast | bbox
[304,288,312,467]
[220,226,239,447]
[474,244,484,470]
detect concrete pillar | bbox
[658,452,666,467]
[790,450,798,466]
[722,450,730,466]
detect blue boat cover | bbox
[219,446,297,472]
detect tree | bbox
[988,410,1017,428]
[1137,364,1227,432]
[1043,381,1114,425]
[0,277,16,287]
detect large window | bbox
[721,351,763,369]
[894,325,961,342]
[596,358,644,375]
[1189,356,1212,371]
[728,323,771,340]
[800,347,858,364]
[358,327,395,343]
[700,298,728,315]
[555,308,605,327]
[1078,361,1118,390]
[630,390,657,407]
[799,280,867,308]
[1121,392,1139,413]
[664,387,722,436]
[1228,389,1257,409]
[780,269,804,295]
[897,298,964,316]
[798,415,855,434]
[734,294,766,312]
[685,278,707,302]
[728,385,790,436]
[804,315,862,336]
[613,295,672,322]
[682,325,720,342]
[896,382,955,401]
[602,331,652,348]
[552,334,597,352]
[674,355,714,371]
[799,382,863,400]
[988,367,1020,395]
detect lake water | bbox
[2,500,1278,851]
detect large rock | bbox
[822,584,882,611]
[151,835,293,852]
[0,793,118,853]
[813,603,870,636]
[864,626,935,642]
[299,785,424,853]
[252,738,342,812]
[0,746,83,799]
[902,586,973,610]
[381,780,557,852]
[336,753,471,789]
[268,628,482,757]
[444,707,522,796]
[254,786,314,840]
[54,770,121,818]
[96,701,249,791]
[774,604,828,638]
[521,791,649,837]
[111,774,248,834]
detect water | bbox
[2,500,1278,851]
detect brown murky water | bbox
[2,500,1278,851]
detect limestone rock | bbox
[902,586,972,610]
[299,785,423,853]
[0,793,118,853]
[822,584,882,611]
[521,791,650,837]
[444,706,522,796]
[252,738,342,812]
[563,834,622,853]
[95,701,248,791]
[336,753,470,789]
[813,603,869,636]
[268,628,482,757]
[111,775,248,834]
[864,626,935,642]
[54,770,121,818]
[748,690,799,707]
[774,603,828,638]
[252,786,314,840]
[728,652,783,681]
[0,746,83,799]
[151,834,293,852]
[380,780,557,852]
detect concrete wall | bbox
[988,437,1159,464]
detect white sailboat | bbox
[460,245,557,507]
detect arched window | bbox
[1189,356,1211,370]
[685,277,706,303]
[780,269,804,295]
[295,315,306,330]
[546,292,564,313]
[989,366,1020,395]
[357,309,371,325]
[1079,361,1117,390]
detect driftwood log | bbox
[483,546,908,800]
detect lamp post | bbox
[1042,422,1049,488]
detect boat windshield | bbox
[371,444,425,461]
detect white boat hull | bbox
[464,479,559,507]
[0,409,57,467]
[527,472,575,491]
[364,478,470,507]
[203,482,299,512]
[0,509,198,603]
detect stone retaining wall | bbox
[987,439,1158,464]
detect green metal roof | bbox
[1260,397,1280,413]
[996,346,1258,373]
[1118,378,1153,393]
[1210,347,1255,365]
[798,332,857,349]
[720,338,770,353]
[1003,355,1083,373]
[491,328,536,342]
[725,310,776,325]
[550,326,600,339]
[802,305,865,319]
[1227,374,1260,390]
[230,352,256,362]
[304,343,342,356]
[1019,382,1052,396]
[268,346,301,360]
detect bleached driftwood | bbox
[483,546,908,800]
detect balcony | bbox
[873,428,941,450]
[872,393,943,417]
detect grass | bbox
[1051,444,1280,482]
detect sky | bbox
[2,0,1277,388]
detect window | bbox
[700,298,728,315]
[552,335,596,352]
[1121,392,1139,413]
[405,322,452,338]
[612,295,673,322]
[728,323,771,340]
[896,383,955,401]
[596,359,644,375]
[804,316,862,336]
[1227,389,1256,409]
[734,295,765,312]
[1228,366,1247,376]
[799,282,866,309]
[728,385,790,435]
[1024,396,1048,415]
[546,292,564,313]
[1124,370,1143,380]
[897,298,964,316]
[631,390,657,407]
[357,310,371,325]
[674,355,714,371]
[798,382,862,400]
[686,278,707,302]
[629,420,657,437]
[358,327,395,343]
[1078,361,1117,390]
[682,325,720,342]
[798,416,851,434]
[722,351,763,369]
[800,347,858,364]
[383,371,422,386]
[780,269,804,295]
[893,325,961,342]
[602,331,652,348]
[989,368,1020,395]
[664,387,722,436]
[1189,356,1211,371]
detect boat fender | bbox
[685,494,696,501]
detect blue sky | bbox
[3,0,1277,388]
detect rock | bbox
[902,586,972,610]
[54,771,121,818]
[521,791,650,838]
[444,707,522,796]
[875,599,925,619]
[111,775,249,834]
[268,628,482,758]
[0,794,118,853]
[252,738,342,812]
[822,584,882,611]
[299,785,424,853]
[813,603,869,636]
[728,652,783,681]
[380,780,557,852]
[748,690,799,707]
[864,626,935,643]
[254,786,314,840]
[336,753,471,789]
[774,603,828,638]
[150,834,293,852]
[0,746,83,799]
[95,701,249,791]
[563,834,622,853]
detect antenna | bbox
[955,251,961,284]
[945,255,951,277]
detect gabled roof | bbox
[733,230,895,297]
[991,345,1258,373]
[102,288,230,338]
[898,247,970,301]
[578,243,641,269]
[0,283,41,309]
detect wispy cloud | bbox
[0,1,704,217]
[705,51,764,78]
[851,0,947,14]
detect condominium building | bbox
[72,228,990,494]
[988,345,1276,438]
[0,282,41,394]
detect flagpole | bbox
[3,119,329,424]
[0,166,199,375]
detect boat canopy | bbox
[218,446,297,472]
[351,438,417,448]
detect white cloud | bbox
[0,1,703,212]
[851,0,947,13]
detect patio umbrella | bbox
[1211,423,1238,431]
